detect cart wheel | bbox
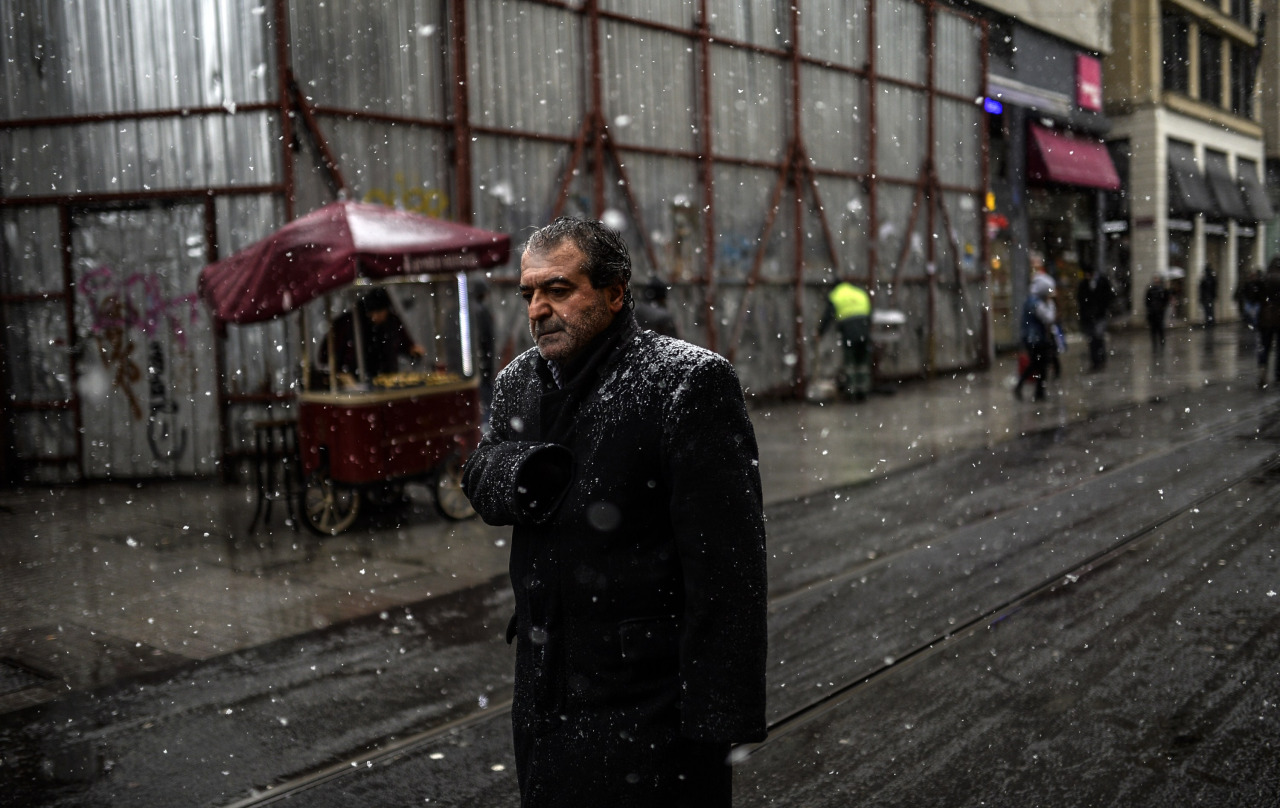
[433,455,476,521]
[304,472,361,535]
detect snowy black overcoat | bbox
[462,313,768,806]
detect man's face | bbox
[519,242,625,363]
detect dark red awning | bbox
[1026,124,1122,191]
[198,201,511,323]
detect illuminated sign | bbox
[1076,54,1102,111]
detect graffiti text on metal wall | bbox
[146,340,188,461]
[363,173,450,218]
[80,266,200,459]
[719,234,757,278]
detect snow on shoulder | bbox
[594,330,741,412]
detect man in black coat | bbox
[462,218,767,807]
[634,275,681,338]
[1145,274,1172,352]
[1076,266,1114,371]
[1257,257,1280,388]
[1198,264,1218,327]
[319,287,424,382]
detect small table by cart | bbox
[248,418,300,532]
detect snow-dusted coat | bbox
[462,312,767,805]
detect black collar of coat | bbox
[534,310,639,444]
[537,309,639,392]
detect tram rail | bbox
[221,398,1280,806]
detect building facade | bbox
[1261,2,1280,263]
[1105,0,1270,324]
[950,1,1119,348]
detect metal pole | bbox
[925,4,937,376]
[978,14,992,368]
[59,205,85,480]
[352,292,368,384]
[867,0,879,295]
[300,304,311,393]
[1008,104,1031,323]
[790,1,806,396]
[697,0,719,353]
[288,68,349,194]
[325,296,338,393]
[274,0,295,220]
[450,0,474,222]
[203,195,234,480]
[588,0,606,216]
[726,143,795,363]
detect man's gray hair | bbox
[524,217,634,311]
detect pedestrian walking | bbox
[633,275,681,338]
[1256,257,1280,389]
[318,287,425,384]
[1076,266,1114,371]
[1239,268,1265,331]
[1014,273,1057,402]
[461,217,767,807]
[1144,274,1172,352]
[1199,264,1218,327]
[817,279,873,400]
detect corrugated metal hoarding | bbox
[1,0,985,483]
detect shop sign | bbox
[1076,54,1102,112]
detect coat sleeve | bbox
[664,355,768,744]
[1035,299,1056,327]
[462,369,574,526]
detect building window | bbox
[1228,0,1252,27]
[1199,30,1223,106]
[987,111,1006,182]
[1230,41,1255,118]
[988,17,1014,74]
[1162,11,1190,95]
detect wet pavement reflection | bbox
[0,480,510,711]
[1,323,1277,807]
[0,325,1262,711]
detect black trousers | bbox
[676,740,733,807]
[1258,325,1280,382]
[1082,318,1107,369]
[1147,315,1166,349]
[1016,343,1052,399]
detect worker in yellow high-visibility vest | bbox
[818,280,873,400]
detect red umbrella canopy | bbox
[198,201,511,323]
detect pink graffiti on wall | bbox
[79,265,202,420]
[81,265,202,347]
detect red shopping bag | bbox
[1017,350,1039,381]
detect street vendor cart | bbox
[199,201,510,535]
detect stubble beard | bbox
[531,302,613,363]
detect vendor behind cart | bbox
[319,287,425,384]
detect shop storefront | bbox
[1237,158,1274,293]
[980,16,1114,350]
[1161,138,1271,324]
[1099,140,1132,315]
[1166,139,1217,321]
[1025,124,1119,327]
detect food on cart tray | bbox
[373,370,462,389]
